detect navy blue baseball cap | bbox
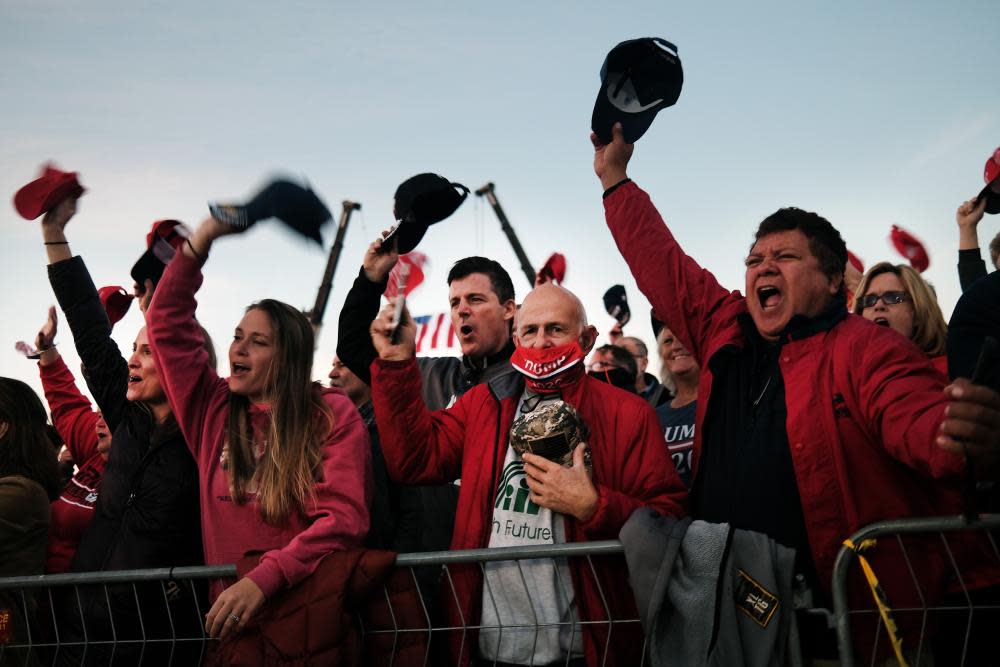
[591,37,683,145]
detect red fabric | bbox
[370,356,686,667]
[13,163,85,220]
[144,219,189,250]
[602,181,1000,619]
[384,252,427,299]
[210,549,427,667]
[539,252,567,284]
[890,224,930,272]
[985,146,1000,184]
[847,250,864,273]
[146,251,372,601]
[509,341,586,393]
[97,286,134,326]
[38,356,105,573]
[931,354,948,376]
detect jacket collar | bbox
[462,339,516,385]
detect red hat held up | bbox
[538,252,567,284]
[13,163,86,220]
[98,286,134,327]
[889,225,930,273]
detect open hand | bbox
[205,577,265,642]
[523,443,598,521]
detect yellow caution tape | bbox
[843,538,909,667]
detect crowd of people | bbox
[2,130,999,667]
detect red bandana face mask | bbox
[510,342,586,394]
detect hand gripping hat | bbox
[209,179,332,245]
[13,164,86,220]
[592,37,683,145]
[509,399,591,470]
[976,147,1000,215]
[130,220,192,287]
[386,173,469,254]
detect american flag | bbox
[413,313,457,352]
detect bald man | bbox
[369,283,686,667]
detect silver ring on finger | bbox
[228,612,241,624]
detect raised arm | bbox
[145,217,232,454]
[956,197,988,292]
[592,124,743,366]
[369,298,467,484]
[336,233,398,385]
[39,200,130,431]
[38,350,101,465]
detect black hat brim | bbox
[130,249,167,287]
[977,181,1000,215]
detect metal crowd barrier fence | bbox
[4,519,996,666]
[0,542,650,666]
[832,513,1000,667]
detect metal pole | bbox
[308,200,361,334]
[475,182,536,287]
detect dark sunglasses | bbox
[859,291,909,309]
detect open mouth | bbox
[756,285,782,310]
[670,352,691,361]
[459,325,474,337]
[128,374,141,384]
[232,362,250,376]
[873,317,890,327]
[97,430,109,439]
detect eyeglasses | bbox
[859,291,910,309]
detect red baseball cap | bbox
[98,286,134,327]
[977,146,1000,215]
[890,225,930,273]
[539,252,567,284]
[130,220,191,287]
[13,164,86,220]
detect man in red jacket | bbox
[592,122,1000,661]
[369,282,687,667]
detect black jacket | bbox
[958,247,989,293]
[49,257,203,573]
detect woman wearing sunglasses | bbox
[852,262,948,373]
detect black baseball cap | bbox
[386,173,469,254]
[591,37,683,145]
[603,284,631,326]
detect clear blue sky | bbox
[2,1,998,400]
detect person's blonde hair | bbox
[655,327,678,395]
[226,299,333,525]
[851,262,947,357]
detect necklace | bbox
[752,374,773,407]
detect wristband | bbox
[602,178,632,199]
[186,238,206,261]
[44,241,69,245]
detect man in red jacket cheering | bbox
[592,122,1000,662]
[369,281,687,667]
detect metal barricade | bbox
[0,564,235,666]
[0,542,646,666]
[831,514,1000,667]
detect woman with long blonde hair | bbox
[852,262,948,371]
[145,216,371,641]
